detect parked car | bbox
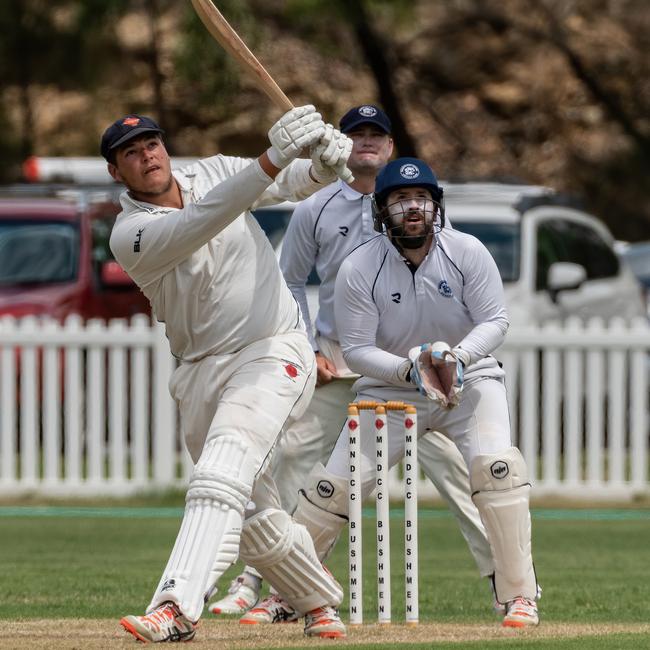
[0,184,150,321]
[443,183,646,325]
[616,240,650,317]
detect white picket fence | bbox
[1,315,649,499]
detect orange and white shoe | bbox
[304,606,347,638]
[120,601,196,643]
[208,573,261,615]
[502,597,539,628]
[491,578,542,617]
[239,594,299,624]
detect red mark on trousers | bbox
[284,364,298,378]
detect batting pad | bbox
[148,435,257,622]
[240,508,344,615]
[301,462,350,515]
[293,490,347,561]
[470,447,537,604]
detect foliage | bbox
[0,0,648,237]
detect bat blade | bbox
[190,0,293,111]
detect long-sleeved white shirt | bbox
[279,179,375,349]
[110,155,322,361]
[334,228,509,391]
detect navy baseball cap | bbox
[100,114,164,161]
[374,157,443,206]
[339,105,392,134]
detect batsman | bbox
[101,106,353,642]
[292,157,541,627]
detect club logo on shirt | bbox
[391,292,401,303]
[490,461,509,479]
[438,280,453,298]
[338,226,349,237]
[133,228,144,253]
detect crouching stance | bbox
[292,158,539,627]
[100,105,353,641]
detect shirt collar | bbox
[338,178,370,201]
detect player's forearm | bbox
[455,317,509,365]
[342,344,410,386]
[253,159,321,208]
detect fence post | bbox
[0,317,17,484]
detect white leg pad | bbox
[292,463,349,560]
[239,508,343,615]
[148,435,257,621]
[470,447,537,603]
[293,491,347,561]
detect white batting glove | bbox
[267,105,325,169]
[309,124,354,184]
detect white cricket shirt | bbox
[334,228,509,391]
[110,155,322,361]
[279,179,375,349]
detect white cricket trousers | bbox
[169,330,316,512]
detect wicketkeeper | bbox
[291,157,541,627]
[102,106,353,642]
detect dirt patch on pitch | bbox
[2,619,649,648]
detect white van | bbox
[443,183,646,326]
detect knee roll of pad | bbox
[293,491,347,561]
[240,508,343,614]
[470,446,529,493]
[187,435,257,515]
[239,509,294,567]
[470,447,537,603]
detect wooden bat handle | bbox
[191,0,293,112]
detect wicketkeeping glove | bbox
[407,342,467,408]
[267,105,325,169]
[310,123,354,184]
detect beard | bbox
[386,210,434,249]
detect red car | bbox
[0,186,150,321]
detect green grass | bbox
[2,505,649,648]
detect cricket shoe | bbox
[208,573,261,615]
[120,601,196,643]
[502,596,539,628]
[304,606,347,639]
[491,576,542,616]
[239,594,299,624]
